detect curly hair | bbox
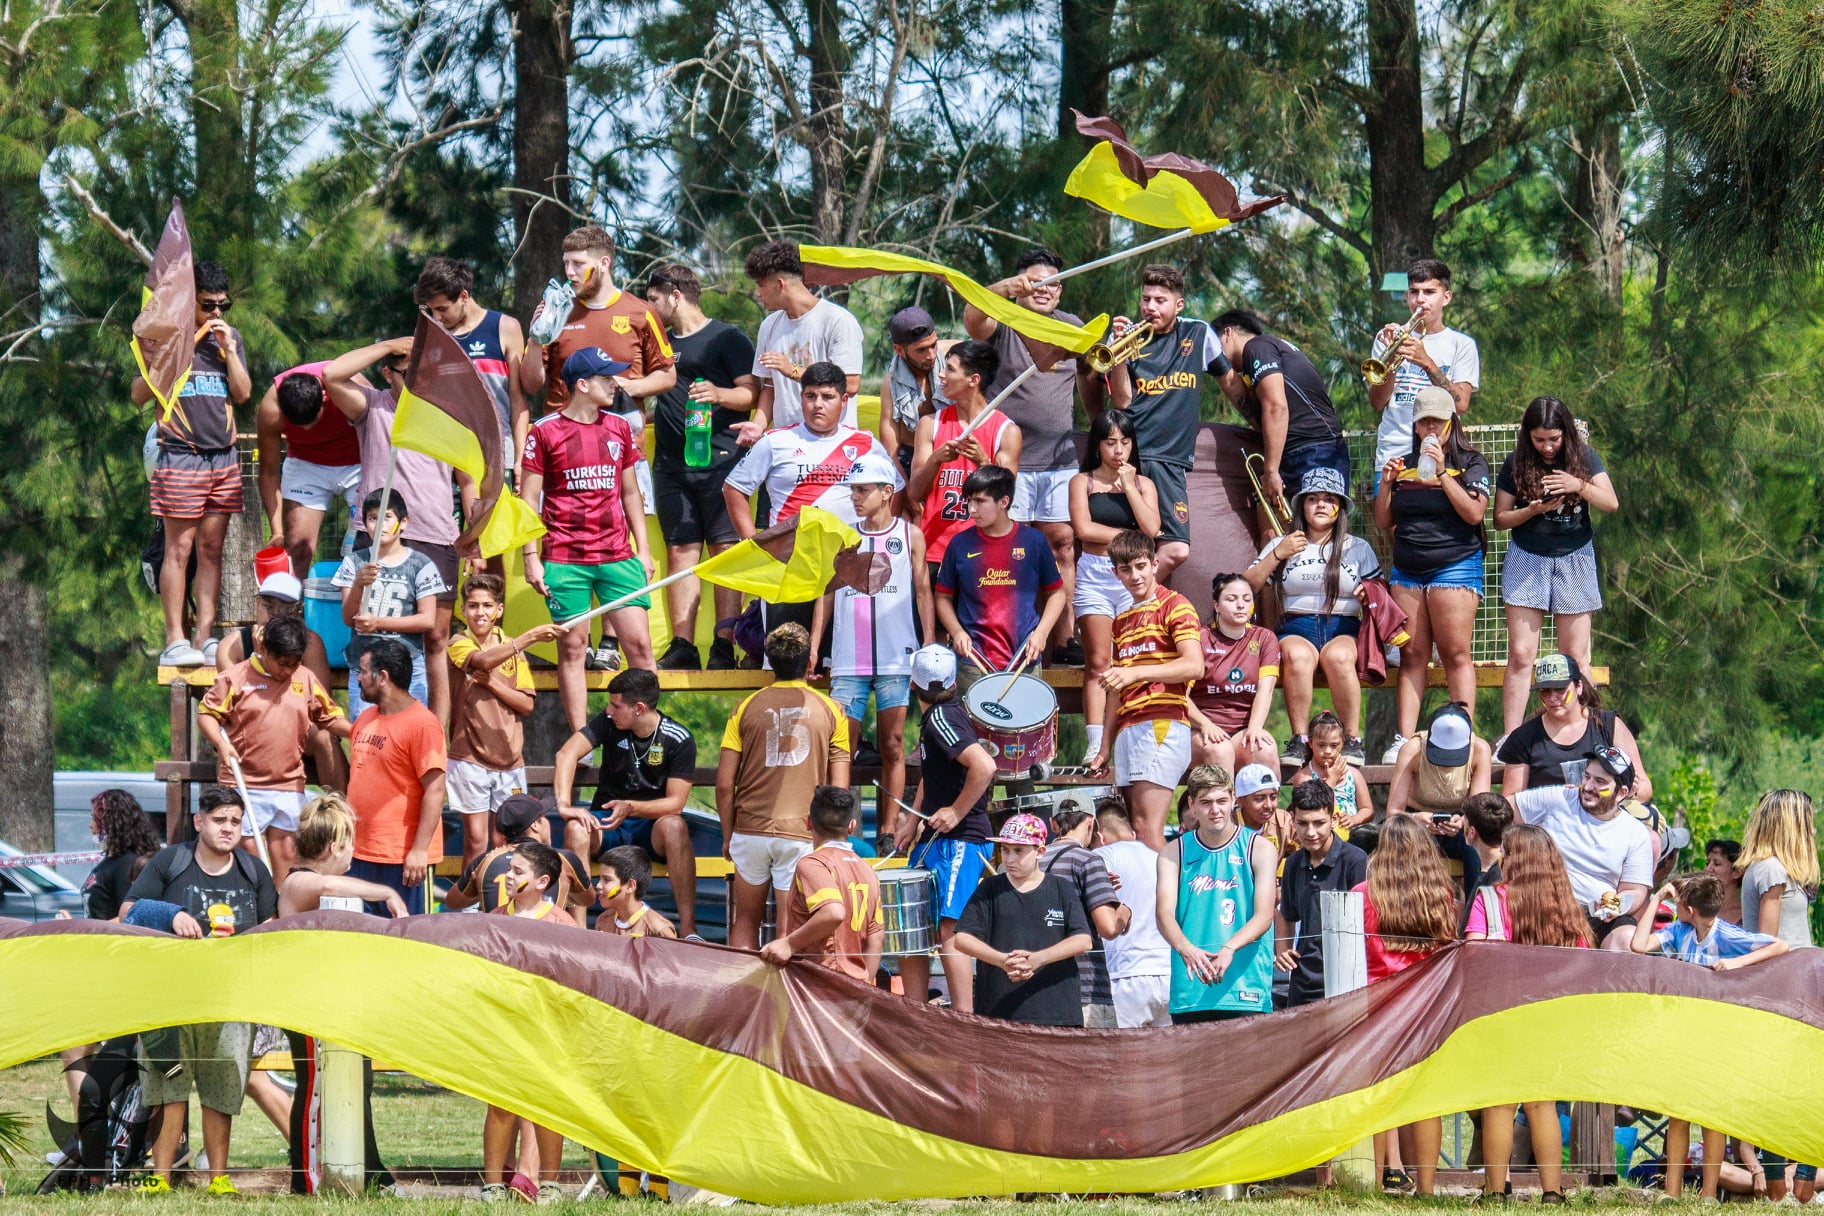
[92,790,160,858]
[1498,825,1590,948]
[1366,814,1459,952]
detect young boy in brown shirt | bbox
[761,787,882,981]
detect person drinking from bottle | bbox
[519,347,656,731]
[1187,572,1280,778]
[1374,387,1490,762]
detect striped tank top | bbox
[451,310,513,446]
[1170,825,1273,1015]
[830,517,917,677]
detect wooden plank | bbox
[167,682,194,844]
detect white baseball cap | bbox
[258,572,303,603]
[910,644,957,691]
[1234,763,1281,798]
[848,450,899,487]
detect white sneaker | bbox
[200,638,219,665]
[1493,732,1510,756]
[45,1149,66,1166]
[1384,643,1402,667]
[160,640,206,667]
[1381,733,1409,764]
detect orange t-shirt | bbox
[1111,586,1202,725]
[786,842,884,981]
[541,288,674,412]
[347,702,448,864]
[199,657,343,791]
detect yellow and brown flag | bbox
[1065,111,1285,232]
[393,313,545,557]
[130,199,196,420]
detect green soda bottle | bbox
[685,378,713,468]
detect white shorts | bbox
[279,458,362,514]
[1114,719,1192,789]
[1011,467,1074,523]
[242,788,307,836]
[1073,551,1134,619]
[445,758,527,815]
[729,832,811,891]
[1111,973,1173,1028]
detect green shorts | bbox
[545,557,651,621]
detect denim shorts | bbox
[829,674,911,720]
[1389,549,1485,595]
[1278,613,1360,649]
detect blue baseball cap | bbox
[560,347,631,386]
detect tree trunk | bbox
[0,175,38,321]
[1057,0,1114,141]
[1362,0,1434,276]
[1569,117,1625,307]
[0,574,56,852]
[171,0,253,248]
[510,0,575,314]
[804,0,851,244]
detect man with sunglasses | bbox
[132,261,253,667]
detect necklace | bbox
[629,720,663,768]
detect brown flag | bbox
[130,199,196,419]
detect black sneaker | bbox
[1280,735,1310,768]
[1342,735,1366,767]
[1050,638,1085,666]
[658,637,701,670]
[585,641,623,671]
[853,739,883,766]
[706,636,738,670]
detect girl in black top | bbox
[1497,653,1651,800]
[1373,388,1490,760]
[82,789,161,920]
[1068,410,1160,761]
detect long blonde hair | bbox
[1366,814,1460,952]
[1738,789,1820,897]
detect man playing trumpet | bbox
[1365,259,1480,488]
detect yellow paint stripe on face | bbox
[7,932,1824,1203]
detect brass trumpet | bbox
[1244,450,1289,538]
[1083,322,1151,373]
[1360,307,1425,386]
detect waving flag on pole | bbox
[1064,111,1285,232]
[692,506,882,603]
[130,199,196,421]
[392,313,545,558]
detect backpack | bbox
[164,844,265,891]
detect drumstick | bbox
[990,652,1038,703]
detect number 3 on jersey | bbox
[939,488,969,522]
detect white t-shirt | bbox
[1513,787,1654,912]
[753,299,866,430]
[1372,325,1481,471]
[1257,533,1381,617]
[724,423,902,528]
[1096,838,1171,979]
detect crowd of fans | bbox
[64,233,1815,1200]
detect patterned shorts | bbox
[1502,540,1602,614]
[150,447,243,519]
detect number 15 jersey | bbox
[720,680,851,840]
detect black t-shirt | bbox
[1278,839,1368,1006]
[652,320,756,474]
[916,701,991,842]
[127,844,277,935]
[1498,446,1608,558]
[457,840,591,911]
[583,711,697,812]
[1124,317,1224,469]
[1388,450,1492,577]
[955,872,1092,1025]
[1238,334,1343,448]
[1495,709,1617,790]
[84,853,143,921]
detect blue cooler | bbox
[305,560,350,669]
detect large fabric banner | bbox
[4,918,1821,1202]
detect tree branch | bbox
[1254,179,1371,260]
[61,175,153,266]
[1436,168,1523,228]
[1432,48,1534,191]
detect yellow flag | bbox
[1065,142,1232,233]
[798,246,1109,352]
[693,507,860,603]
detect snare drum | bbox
[963,673,1058,777]
[877,867,935,956]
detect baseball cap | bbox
[888,306,936,345]
[560,347,631,386]
[1413,386,1456,423]
[257,572,303,603]
[910,643,957,691]
[990,812,1048,848]
[1234,764,1281,798]
[1532,653,1581,690]
[1424,703,1473,768]
[1293,464,1351,506]
[1584,745,1636,789]
[847,450,899,486]
[496,793,549,838]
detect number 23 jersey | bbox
[720,680,852,840]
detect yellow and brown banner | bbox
[129,199,196,420]
[1066,112,1285,233]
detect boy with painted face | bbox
[594,846,678,939]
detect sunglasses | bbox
[199,298,233,314]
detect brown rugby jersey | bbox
[199,656,343,790]
[540,288,675,413]
[786,842,884,981]
[446,629,534,771]
[719,680,850,840]
[1190,623,1282,733]
[1111,586,1202,725]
